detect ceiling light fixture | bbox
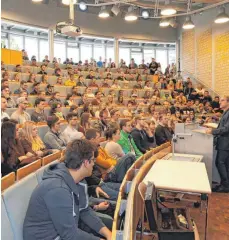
[183,16,195,29]
[159,18,170,27]
[161,0,177,16]
[99,6,110,18]
[111,5,120,16]
[62,0,77,5]
[79,1,87,11]
[214,7,229,24]
[125,7,138,21]
[142,10,150,19]
[32,0,43,2]
[169,18,178,28]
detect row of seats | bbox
[1,151,62,240]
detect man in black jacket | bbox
[131,115,155,154]
[206,96,229,193]
[155,115,173,146]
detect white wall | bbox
[2,0,177,42]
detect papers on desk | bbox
[203,123,218,129]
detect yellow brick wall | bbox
[182,30,195,75]
[214,32,229,96]
[196,29,212,88]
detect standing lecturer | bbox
[206,96,229,193]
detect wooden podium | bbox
[174,123,220,186]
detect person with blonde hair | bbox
[20,121,55,157]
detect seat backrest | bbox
[1,172,15,192]
[1,197,14,240]
[16,159,42,181]
[36,160,58,183]
[42,151,62,166]
[2,173,39,240]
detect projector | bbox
[56,21,82,37]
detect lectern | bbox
[174,123,220,186]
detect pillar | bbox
[48,29,54,61]
[114,38,119,67]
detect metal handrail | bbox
[181,71,221,97]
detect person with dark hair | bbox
[1,96,10,122]
[43,116,66,150]
[149,58,159,75]
[155,115,173,146]
[72,86,82,97]
[64,93,75,106]
[45,84,54,96]
[50,103,65,120]
[30,82,40,95]
[15,64,22,73]
[1,78,9,88]
[54,68,62,77]
[1,119,37,177]
[107,109,120,130]
[91,91,103,106]
[14,80,28,95]
[41,74,48,84]
[76,75,87,87]
[131,115,155,154]
[69,104,79,115]
[48,91,62,106]
[79,113,91,135]
[92,109,109,135]
[86,70,95,79]
[1,86,16,108]
[82,102,95,117]
[62,113,84,144]
[31,98,47,122]
[37,64,47,75]
[118,119,143,159]
[65,74,76,87]
[23,139,112,240]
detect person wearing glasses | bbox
[10,97,31,124]
[107,109,121,130]
[23,139,112,240]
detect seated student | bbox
[11,97,31,124]
[20,121,56,158]
[30,82,40,95]
[85,87,95,98]
[107,109,121,130]
[62,113,84,144]
[72,86,82,97]
[15,64,22,73]
[69,104,79,115]
[65,74,76,87]
[155,115,173,146]
[1,96,10,122]
[14,80,29,95]
[118,119,143,159]
[1,119,37,177]
[76,75,87,87]
[31,98,47,123]
[50,103,65,120]
[92,109,109,135]
[1,79,9,89]
[28,73,37,83]
[133,79,143,89]
[89,78,99,88]
[30,58,38,67]
[11,72,20,82]
[78,113,91,135]
[123,102,133,118]
[145,120,157,148]
[86,70,95,79]
[131,115,155,154]
[110,79,121,90]
[43,116,66,150]
[86,128,136,183]
[91,91,103,106]
[37,64,47,75]
[23,139,112,240]
[101,78,110,88]
[1,86,16,108]
[41,74,48,84]
[54,68,62,77]
[56,76,63,85]
[45,84,54,96]
[48,91,62,106]
[64,93,75,106]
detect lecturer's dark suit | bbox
[212,109,229,188]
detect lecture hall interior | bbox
[1,0,229,239]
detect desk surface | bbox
[143,160,211,194]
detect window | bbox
[106,47,114,62]
[94,45,105,61]
[9,34,23,51]
[80,44,92,62]
[1,37,8,48]
[67,47,79,63]
[156,49,167,73]
[54,41,66,63]
[119,48,130,65]
[131,52,143,65]
[169,49,176,65]
[25,37,38,60]
[39,40,49,62]
[143,49,155,65]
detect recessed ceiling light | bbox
[125,7,138,21]
[183,16,195,29]
[99,6,110,18]
[62,0,77,5]
[214,7,229,24]
[142,10,150,19]
[32,0,43,2]
[161,0,177,16]
[159,18,170,27]
[79,2,87,11]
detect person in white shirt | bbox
[11,97,31,124]
[61,113,84,144]
[1,96,10,122]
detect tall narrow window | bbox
[80,44,92,62]
[54,41,66,63]
[9,34,23,51]
[25,37,38,60]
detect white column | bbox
[114,38,119,67]
[48,29,54,61]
